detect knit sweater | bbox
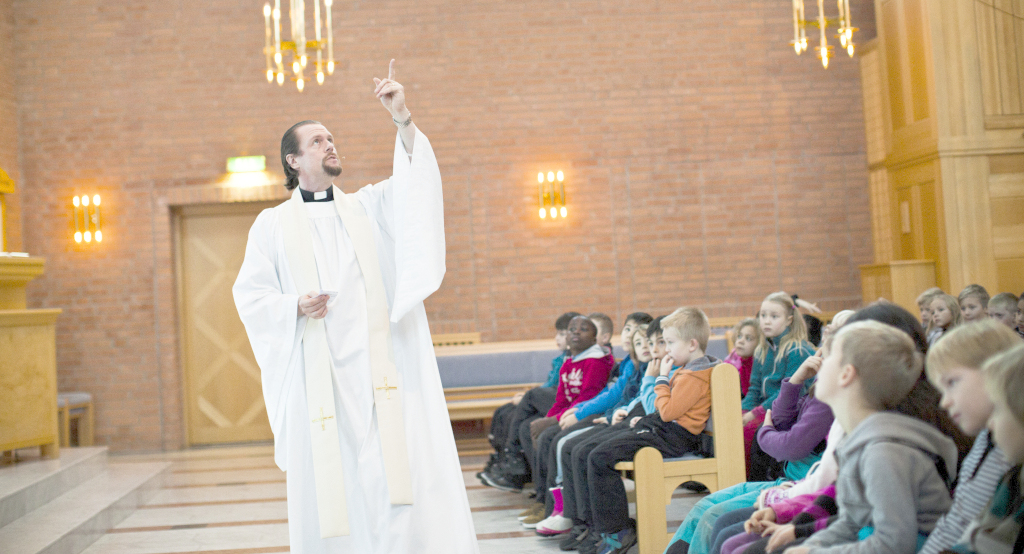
[741,329,815,412]
[545,344,614,420]
[756,378,833,481]
[947,465,1024,554]
[652,355,719,435]
[918,430,1008,554]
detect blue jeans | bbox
[665,480,783,554]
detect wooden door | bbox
[177,202,279,445]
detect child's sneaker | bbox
[559,524,591,550]
[577,529,602,554]
[517,505,537,521]
[535,513,573,536]
[596,527,637,554]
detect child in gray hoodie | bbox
[785,320,957,554]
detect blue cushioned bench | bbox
[437,337,729,422]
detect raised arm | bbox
[374,59,416,154]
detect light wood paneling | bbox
[860,260,936,313]
[177,202,277,446]
[0,309,61,456]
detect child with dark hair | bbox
[480,311,580,491]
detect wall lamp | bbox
[537,171,567,219]
[73,195,102,244]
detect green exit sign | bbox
[227,156,266,173]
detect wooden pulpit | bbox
[0,256,62,457]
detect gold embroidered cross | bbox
[312,407,334,431]
[375,377,398,400]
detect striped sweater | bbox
[918,430,1008,554]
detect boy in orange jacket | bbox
[586,307,720,554]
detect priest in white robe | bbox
[232,60,479,554]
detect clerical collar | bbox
[300,187,334,202]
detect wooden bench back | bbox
[707,362,745,485]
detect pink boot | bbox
[536,487,573,535]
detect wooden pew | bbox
[614,363,745,554]
[444,383,539,421]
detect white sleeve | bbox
[231,209,303,437]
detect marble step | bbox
[0,447,108,529]
[0,461,170,554]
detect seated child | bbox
[988,292,1019,330]
[503,316,613,508]
[528,312,650,531]
[784,320,957,554]
[917,287,944,329]
[725,318,760,397]
[917,319,1018,554]
[742,292,816,475]
[553,318,670,550]
[927,293,961,346]
[959,284,990,323]
[943,342,1024,553]
[585,307,721,554]
[667,311,855,554]
[480,310,579,489]
[533,317,652,536]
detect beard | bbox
[322,157,342,177]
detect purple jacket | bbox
[757,378,833,463]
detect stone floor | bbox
[75,443,705,553]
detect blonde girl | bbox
[927,293,961,346]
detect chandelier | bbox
[791,0,857,68]
[262,0,335,91]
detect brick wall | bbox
[0,0,21,251]
[12,0,876,451]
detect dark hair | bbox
[647,315,666,338]
[804,314,823,346]
[845,301,974,464]
[555,311,583,331]
[625,312,654,326]
[281,120,320,190]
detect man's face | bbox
[288,124,342,185]
[567,317,597,355]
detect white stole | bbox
[280,185,413,538]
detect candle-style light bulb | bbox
[547,171,554,182]
[277,72,285,85]
[267,69,274,82]
[73,196,80,207]
[560,206,567,218]
[847,43,855,57]
[75,232,82,243]
[301,55,307,68]
[537,172,544,183]
[317,71,324,85]
[84,231,92,242]
[549,207,557,218]
[274,52,282,64]
[95,230,102,242]
[82,195,89,207]
[293,61,301,74]
[539,208,546,219]
[93,195,100,206]
[556,170,564,181]
[327,60,335,74]
[297,78,305,92]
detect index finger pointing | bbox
[388,58,395,80]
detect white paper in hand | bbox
[318,290,339,299]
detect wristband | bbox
[393,113,413,128]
